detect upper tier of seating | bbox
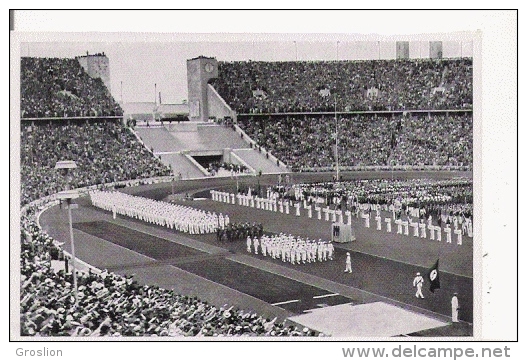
[210,58,472,113]
[21,57,123,118]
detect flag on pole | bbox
[427,259,440,293]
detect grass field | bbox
[40,171,474,337]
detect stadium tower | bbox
[76,52,111,92]
[187,56,218,122]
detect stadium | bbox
[17,39,474,338]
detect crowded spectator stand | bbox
[20,119,172,206]
[209,57,472,173]
[211,58,472,114]
[21,57,123,118]
[18,56,319,337]
[20,168,318,337]
[18,54,474,337]
[236,112,472,172]
[20,205,316,336]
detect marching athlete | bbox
[413,272,425,299]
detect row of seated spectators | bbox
[237,112,472,170]
[210,58,472,113]
[20,214,314,337]
[20,119,171,206]
[21,57,123,118]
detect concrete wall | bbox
[77,55,111,92]
[430,41,443,59]
[396,41,410,59]
[208,84,234,120]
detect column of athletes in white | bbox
[210,191,472,245]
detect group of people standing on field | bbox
[90,190,228,234]
[246,233,334,265]
[216,222,264,242]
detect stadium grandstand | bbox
[18,41,474,338]
[211,58,472,172]
[19,55,315,337]
[210,58,472,113]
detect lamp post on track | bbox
[55,160,79,308]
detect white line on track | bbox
[313,293,339,299]
[271,299,300,306]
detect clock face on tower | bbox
[204,63,214,73]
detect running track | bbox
[40,171,474,335]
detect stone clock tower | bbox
[187,56,218,122]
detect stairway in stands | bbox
[134,123,286,178]
[157,153,205,179]
[231,148,285,174]
[135,125,180,153]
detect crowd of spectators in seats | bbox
[211,58,472,114]
[389,113,472,167]
[21,57,123,118]
[20,119,172,206]
[18,56,319,337]
[18,54,473,337]
[20,214,315,337]
[237,112,472,170]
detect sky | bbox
[19,38,474,104]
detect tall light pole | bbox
[235,170,240,194]
[55,160,79,307]
[294,41,298,61]
[257,170,262,196]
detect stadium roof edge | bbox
[188,55,216,61]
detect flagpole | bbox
[335,95,339,182]
[294,41,298,61]
[153,83,157,122]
